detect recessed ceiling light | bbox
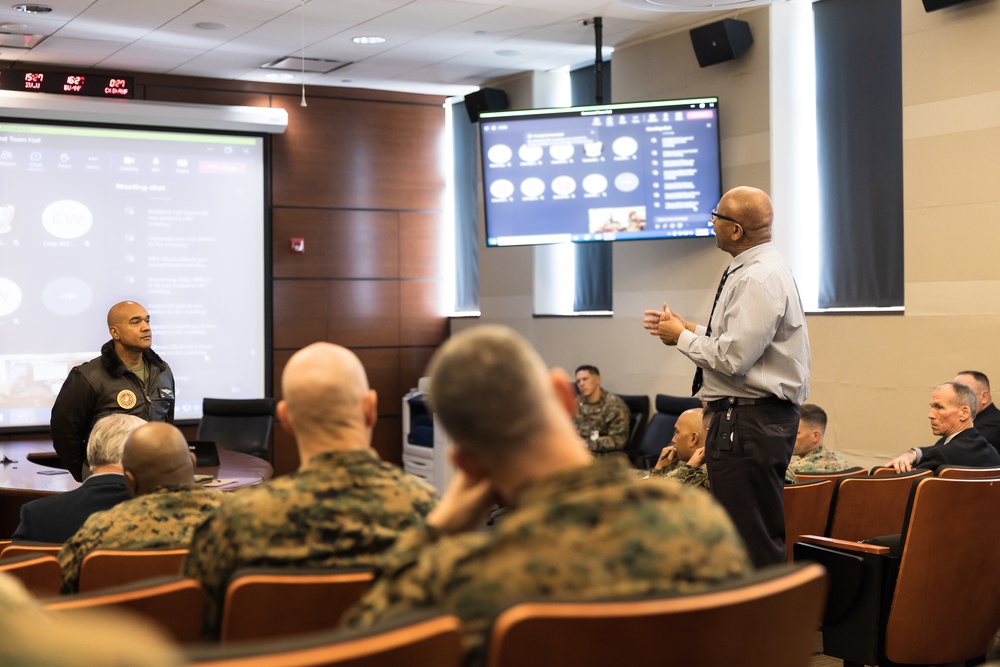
[264,72,295,81]
[194,22,226,31]
[352,36,385,45]
[12,4,52,13]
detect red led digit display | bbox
[0,71,134,98]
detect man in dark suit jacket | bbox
[955,370,1000,453]
[11,413,144,543]
[885,381,1000,473]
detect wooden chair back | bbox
[484,563,827,667]
[793,466,867,482]
[825,470,931,541]
[936,465,1000,479]
[0,554,61,598]
[783,479,834,562]
[220,568,375,643]
[884,478,1000,665]
[187,611,463,667]
[0,543,62,559]
[78,548,188,593]
[45,576,204,644]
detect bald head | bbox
[427,325,553,462]
[713,186,773,255]
[279,342,374,452]
[122,422,194,496]
[671,407,704,462]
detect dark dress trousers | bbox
[973,403,1000,454]
[916,428,1000,471]
[11,474,131,543]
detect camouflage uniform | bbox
[650,461,711,491]
[184,448,438,637]
[788,445,850,474]
[574,389,631,455]
[58,483,224,593]
[342,456,750,666]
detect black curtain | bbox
[451,101,480,313]
[571,62,614,312]
[814,0,903,308]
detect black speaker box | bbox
[690,19,753,68]
[464,88,508,123]
[922,0,975,10]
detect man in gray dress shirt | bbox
[643,185,810,567]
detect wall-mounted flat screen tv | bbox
[479,96,721,247]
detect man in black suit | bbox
[885,382,1000,473]
[955,370,1000,453]
[11,413,143,543]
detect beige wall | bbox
[457,1,1000,470]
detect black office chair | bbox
[197,398,277,460]
[616,394,650,465]
[631,394,701,469]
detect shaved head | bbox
[722,186,773,237]
[280,342,372,444]
[122,422,194,496]
[107,301,145,328]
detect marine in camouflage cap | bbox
[573,365,631,455]
[58,422,224,593]
[184,342,438,637]
[342,325,750,667]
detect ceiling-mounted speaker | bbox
[921,0,976,10]
[689,18,753,68]
[464,87,508,123]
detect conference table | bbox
[0,439,273,537]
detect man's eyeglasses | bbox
[711,209,742,226]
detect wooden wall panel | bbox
[272,279,401,349]
[272,208,398,279]
[400,346,437,399]
[372,416,403,466]
[353,348,402,419]
[400,281,447,347]
[271,95,445,211]
[141,87,272,108]
[399,212,441,279]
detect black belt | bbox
[705,396,793,412]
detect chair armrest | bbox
[797,535,890,555]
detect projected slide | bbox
[0,122,267,429]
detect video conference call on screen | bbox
[0,121,267,430]
[479,97,722,247]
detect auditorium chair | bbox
[198,397,277,460]
[630,394,701,469]
[782,478,834,562]
[0,542,62,559]
[220,567,376,643]
[186,610,463,667]
[824,469,931,542]
[77,548,189,593]
[0,553,61,598]
[45,576,205,644]
[616,393,650,464]
[936,464,1000,479]
[792,466,867,482]
[796,477,1000,667]
[483,562,827,667]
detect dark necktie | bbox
[691,267,733,396]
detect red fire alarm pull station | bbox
[290,237,305,253]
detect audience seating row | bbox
[783,463,1000,561]
[184,562,826,667]
[794,476,1000,667]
